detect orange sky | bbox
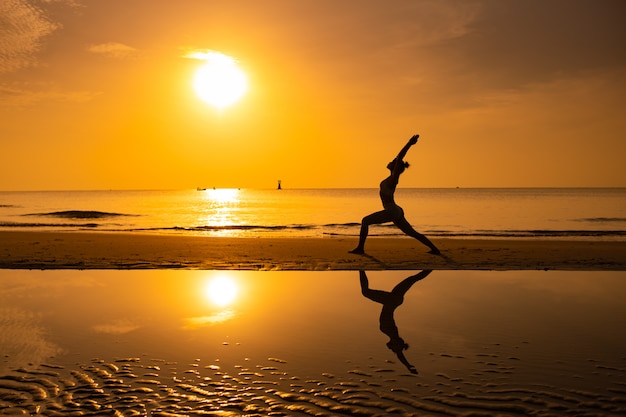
[1,0,625,190]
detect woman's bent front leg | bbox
[350,210,393,253]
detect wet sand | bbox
[3,353,625,417]
[1,270,625,416]
[1,231,625,270]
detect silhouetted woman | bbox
[350,134,440,255]
[360,270,432,374]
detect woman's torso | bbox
[379,176,398,208]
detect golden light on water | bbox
[199,188,241,236]
[204,275,239,307]
[189,51,248,109]
[204,188,240,203]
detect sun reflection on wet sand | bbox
[184,274,241,328]
[204,274,239,307]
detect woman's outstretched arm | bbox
[395,134,419,161]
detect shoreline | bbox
[1,231,625,270]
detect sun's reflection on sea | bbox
[198,188,242,236]
[203,188,240,204]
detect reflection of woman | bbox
[360,269,432,374]
[350,135,440,255]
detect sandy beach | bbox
[2,231,626,415]
[0,230,625,270]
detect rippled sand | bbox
[2,351,625,416]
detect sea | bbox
[0,188,625,240]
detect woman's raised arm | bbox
[396,134,419,161]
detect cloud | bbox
[41,0,82,6]
[0,0,61,73]
[0,82,100,107]
[437,0,626,90]
[348,0,626,117]
[0,307,63,367]
[183,310,236,329]
[92,319,140,335]
[87,42,138,59]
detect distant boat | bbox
[277,180,282,190]
[196,187,206,191]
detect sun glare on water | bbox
[204,188,240,203]
[189,51,248,109]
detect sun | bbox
[190,51,248,109]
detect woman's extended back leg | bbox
[393,217,440,254]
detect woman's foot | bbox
[349,248,365,254]
[427,248,441,255]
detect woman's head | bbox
[387,159,410,173]
[386,338,409,353]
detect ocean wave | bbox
[1,219,624,239]
[0,221,99,228]
[23,210,134,219]
[135,224,317,232]
[577,217,626,223]
[327,228,626,238]
[431,229,626,238]
[325,222,362,227]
